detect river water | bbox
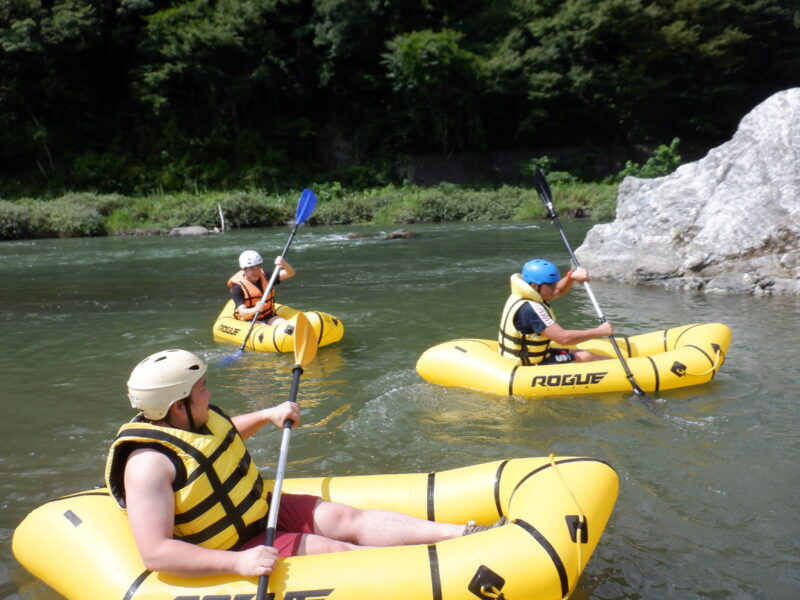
[1,221,798,599]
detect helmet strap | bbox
[184,397,197,431]
[159,397,196,431]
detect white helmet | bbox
[127,349,207,420]
[239,250,263,269]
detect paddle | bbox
[222,188,317,365]
[533,168,648,398]
[256,311,318,600]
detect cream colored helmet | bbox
[239,250,263,269]
[127,349,207,420]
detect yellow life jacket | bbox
[105,405,267,551]
[227,270,274,321]
[498,273,557,366]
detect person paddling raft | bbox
[228,250,296,325]
[106,350,503,578]
[498,258,614,365]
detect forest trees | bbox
[1,0,798,195]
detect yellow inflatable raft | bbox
[14,456,618,600]
[212,299,344,353]
[417,323,731,398]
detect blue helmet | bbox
[521,259,560,285]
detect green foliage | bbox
[406,185,523,222]
[383,29,480,92]
[521,156,580,186]
[105,207,158,233]
[524,156,558,175]
[0,189,312,241]
[216,192,289,228]
[0,181,621,240]
[309,183,403,224]
[37,196,107,237]
[383,29,485,151]
[312,181,348,204]
[58,192,129,217]
[133,0,279,117]
[616,138,683,180]
[313,184,536,224]
[555,182,619,221]
[315,161,397,190]
[311,195,382,225]
[490,0,799,143]
[0,193,122,239]
[111,191,290,231]
[1,0,798,194]
[72,152,135,192]
[0,200,44,240]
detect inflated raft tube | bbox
[13,456,618,600]
[212,299,344,353]
[417,322,731,398]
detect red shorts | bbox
[240,493,319,557]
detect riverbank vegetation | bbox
[0,141,683,240]
[2,1,796,199]
[2,2,794,240]
[0,181,616,241]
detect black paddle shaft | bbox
[533,169,648,397]
[256,364,306,600]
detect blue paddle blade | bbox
[217,348,243,366]
[295,189,317,225]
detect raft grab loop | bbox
[684,346,723,377]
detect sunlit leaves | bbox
[383,29,484,151]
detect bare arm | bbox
[124,448,278,577]
[541,321,614,346]
[275,256,296,281]
[237,304,262,318]
[231,401,300,440]
[551,267,589,299]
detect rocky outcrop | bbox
[385,229,417,240]
[169,226,210,236]
[576,88,800,295]
[343,230,418,240]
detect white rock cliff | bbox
[576,88,800,295]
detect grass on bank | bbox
[0,140,682,240]
[0,182,619,241]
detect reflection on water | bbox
[1,223,799,599]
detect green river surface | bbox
[1,221,798,599]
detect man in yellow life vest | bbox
[106,350,487,579]
[498,259,614,366]
[228,250,296,324]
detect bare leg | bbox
[573,349,612,362]
[294,534,362,555]
[312,501,463,548]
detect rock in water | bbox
[169,226,210,236]
[576,88,800,295]
[385,229,417,240]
